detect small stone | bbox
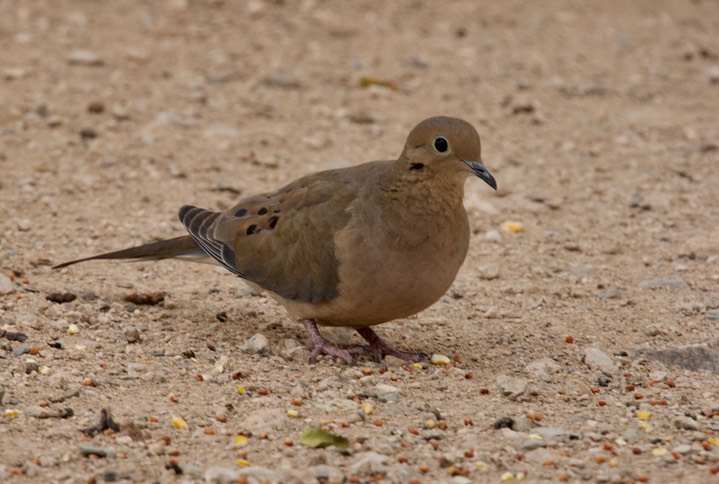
[3,67,27,80]
[674,416,700,431]
[535,427,566,439]
[0,273,14,294]
[12,345,31,357]
[124,328,141,344]
[484,230,502,241]
[349,451,388,474]
[525,357,560,381]
[241,333,270,355]
[496,375,528,400]
[672,444,694,455]
[638,344,719,372]
[706,310,719,321]
[521,438,546,450]
[311,465,344,484]
[374,383,402,401]
[26,405,73,419]
[204,466,241,483]
[263,73,301,89]
[79,443,109,457]
[478,265,500,280]
[524,447,561,464]
[67,50,103,66]
[638,275,689,290]
[583,347,617,374]
[598,288,623,300]
[241,408,286,434]
[24,359,40,374]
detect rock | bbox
[638,275,689,290]
[674,416,700,431]
[374,383,402,401]
[484,229,502,241]
[236,466,313,484]
[12,345,31,357]
[496,375,528,400]
[241,408,285,434]
[0,273,14,294]
[597,288,623,300]
[583,347,617,374]
[452,477,473,484]
[204,466,240,484]
[638,342,719,372]
[24,359,40,374]
[521,438,547,450]
[241,333,270,355]
[535,427,567,439]
[78,443,111,458]
[349,451,388,475]
[525,357,561,381]
[672,444,694,455]
[311,465,344,484]
[706,310,719,321]
[525,447,562,464]
[67,50,103,66]
[124,328,141,344]
[26,405,61,419]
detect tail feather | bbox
[53,235,207,269]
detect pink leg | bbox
[355,327,427,362]
[300,319,362,364]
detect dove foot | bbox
[301,319,362,364]
[300,320,426,364]
[355,327,427,362]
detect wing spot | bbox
[234,208,247,217]
[246,224,259,235]
[268,216,279,229]
[257,207,268,215]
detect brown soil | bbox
[1,0,719,482]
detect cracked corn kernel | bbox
[67,324,80,335]
[501,221,524,233]
[4,409,20,417]
[636,411,651,420]
[431,354,451,365]
[286,409,299,418]
[171,416,188,430]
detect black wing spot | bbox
[257,207,268,215]
[235,208,247,217]
[246,224,259,235]
[268,216,279,229]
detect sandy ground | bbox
[2,0,719,482]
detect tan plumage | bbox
[55,116,497,363]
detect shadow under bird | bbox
[54,116,497,364]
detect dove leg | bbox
[355,327,427,362]
[300,319,361,364]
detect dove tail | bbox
[53,236,205,269]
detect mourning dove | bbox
[55,116,497,364]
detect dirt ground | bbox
[2,0,719,482]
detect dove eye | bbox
[433,136,449,154]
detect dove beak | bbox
[463,160,497,190]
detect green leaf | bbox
[300,428,349,449]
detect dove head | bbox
[399,116,497,190]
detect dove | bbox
[54,116,497,364]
